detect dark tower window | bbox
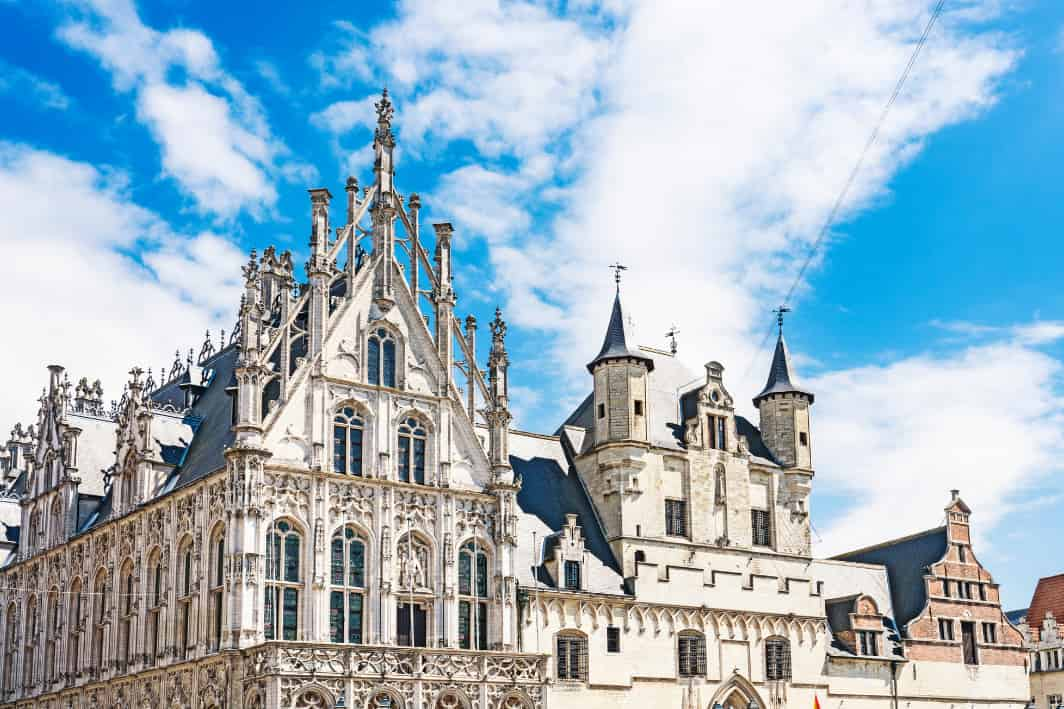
[597,404,605,419]
[799,431,808,446]
[634,400,643,416]
[367,328,397,387]
[606,626,621,653]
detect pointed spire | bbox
[586,270,654,373]
[753,309,813,406]
[374,87,395,149]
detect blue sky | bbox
[1,0,1062,610]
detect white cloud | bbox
[811,336,1064,556]
[57,0,312,219]
[0,60,71,110]
[0,142,244,429]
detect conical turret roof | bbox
[587,289,654,373]
[752,332,813,405]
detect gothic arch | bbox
[432,687,472,709]
[367,687,404,709]
[496,690,534,709]
[293,683,334,708]
[708,672,768,709]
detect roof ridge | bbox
[831,525,947,560]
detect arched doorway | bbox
[709,673,768,709]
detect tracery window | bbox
[332,407,365,476]
[458,540,489,650]
[146,553,163,666]
[265,520,302,641]
[118,562,135,670]
[370,692,403,709]
[44,588,59,685]
[556,632,588,681]
[91,571,108,674]
[368,328,397,387]
[677,631,707,677]
[2,603,16,692]
[177,543,194,660]
[434,690,468,709]
[68,578,82,677]
[397,418,427,484]
[209,528,225,651]
[329,526,366,644]
[765,636,791,680]
[23,595,37,690]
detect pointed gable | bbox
[586,290,654,373]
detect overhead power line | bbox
[743,0,948,381]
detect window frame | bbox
[606,626,621,654]
[208,528,226,652]
[265,520,303,642]
[563,560,582,591]
[677,631,707,678]
[329,526,367,645]
[397,417,428,485]
[665,498,687,538]
[332,406,366,476]
[938,618,955,641]
[857,630,879,656]
[751,508,772,547]
[458,539,490,650]
[765,636,791,680]
[556,632,589,681]
[367,327,398,388]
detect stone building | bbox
[1014,574,1064,708]
[0,91,1030,709]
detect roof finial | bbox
[374,87,395,148]
[665,325,680,355]
[773,304,791,336]
[609,262,627,289]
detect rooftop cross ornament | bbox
[609,262,628,287]
[773,304,792,335]
[665,325,680,355]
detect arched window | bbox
[677,631,706,677]
[765,636,791,680]
[397,418,427,484]
[176,541,194,660]
[23,595,37,690]
[68,578,82,677]
[146,553,163,666]
[265,520,301,641]
[209,527,225,651]
[458,540,488,650]
[91,570,108,675]
[2,603,17,692]
[118,561,134,670]
[434,690,470,709]
[367,328,397,387]
[370,692,403,709]
[329,527,366,644]
[49,498,62,547]
[555,631,588,681]
[44,588,59,685]
[332,407,365,476]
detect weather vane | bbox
[609,262,628,287]
[773,304,791,335]
[665,325,680,355]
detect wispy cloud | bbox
[56,0,314,220]
[931,318,1064,345]
[0,142,245,430]
[0,59,71,110]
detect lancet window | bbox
[22,596,36,690]
[68,579,82,677]
[458,540,489,650]
[397,418,427,484]
[208,527,225,651]
[118,561,134,670]
[368,328,397,387]
[44,589,59,684]
[146,552,163,665]
[176,542,193,659]
[2,603,16,692]
[265,520,302,641]
[91,571,107,674]
[329,526,366,644]
[332,407,365,476]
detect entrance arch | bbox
[708,672,768,709]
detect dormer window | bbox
[858,630,879,656]
[367,328,397,387]
[707,415,727,450]
[564,560,581,591]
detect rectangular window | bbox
[665,499,687,537]
[634,400,643,416]
[957,544,967,563]
[264,588,275,640]
[799,431,808,446]
[349,427,363,476]
[564,560,581,591]
[858,630,879,656]
[678,634,707,677]
[413,438,426,485]
[938,618,954,641]
[397,436,410,482]
[606,626,620,653]
[348,593,363,644]
[330,591,344,644]
[397,603,427,647]
[717,417,726,450]
[751,509,771,547]
[978,583,987,601]
[961,621,978,665]
[458,600,489,650]
[282,588,299,641]
[1048,695,1062,708]
[597,403,605,419]
[556,635,588,681]
[942,579,951,598]
[707,415,727,450]
[981,622,996,644]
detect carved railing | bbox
[245,641,548,685]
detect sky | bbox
[1,0,1062,610]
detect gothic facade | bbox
[0,92,1030,709]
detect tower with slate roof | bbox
[754,310,814,470]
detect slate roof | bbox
[508,429,626,596]
[753,333,814,406]
[1027,573,1064,635]
[832,526,948,637]
[1005,608,1028,626]
[824,594,905,659]
[586,289,654,373]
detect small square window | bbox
[634,400,644,416]
[606,626,620,653]
[799,431,808,446]
[938,618,954,641]
[597,404,605,419]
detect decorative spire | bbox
[586,272,654,373]
[374,87,395,149]
[489,308,507,364]
[753,310,813,406]
[665,325,680,355]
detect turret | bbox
[587,272,653,447]
[753,308,814,468]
